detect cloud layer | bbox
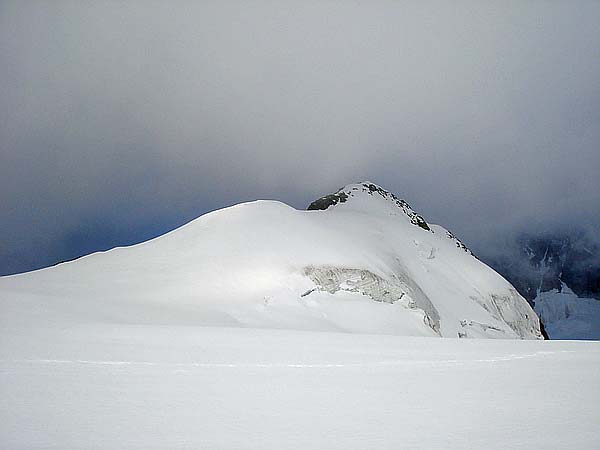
[1,1,599,274]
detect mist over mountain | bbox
[478,227,600,339]
[479,228,600,301]
[1,1,600,278]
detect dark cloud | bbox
[1,1,599,274]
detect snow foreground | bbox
[0,182,541,339]
[1,326,599,449]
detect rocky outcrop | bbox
[308,182,431,231]
[307,191,349,210]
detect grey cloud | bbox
[1,1,599,274]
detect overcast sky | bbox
[1,1,599,275]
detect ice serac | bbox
[305,182,541,339]
[0,182,542,339]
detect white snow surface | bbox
[1,183,599,448]
[0,182,541,340]
[1,326,599,449]
[535,283,600,340]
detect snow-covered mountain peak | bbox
[308,182,474,256]
[308,182,431,231]
[0,182,542,340]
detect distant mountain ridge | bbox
[484,232,600,339]
[489,233,600,302]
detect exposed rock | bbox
[307,182,431,231]
[445,230,473,255]
[307,191,348,210]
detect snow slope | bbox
[0,182,541,339]
[1,325,599,449]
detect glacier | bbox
[2,182,599,449]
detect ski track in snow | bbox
[1,329,598,450]
[0,350,577,369]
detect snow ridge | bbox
[0,181,542,340]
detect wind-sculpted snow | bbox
[0,182,541,339]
